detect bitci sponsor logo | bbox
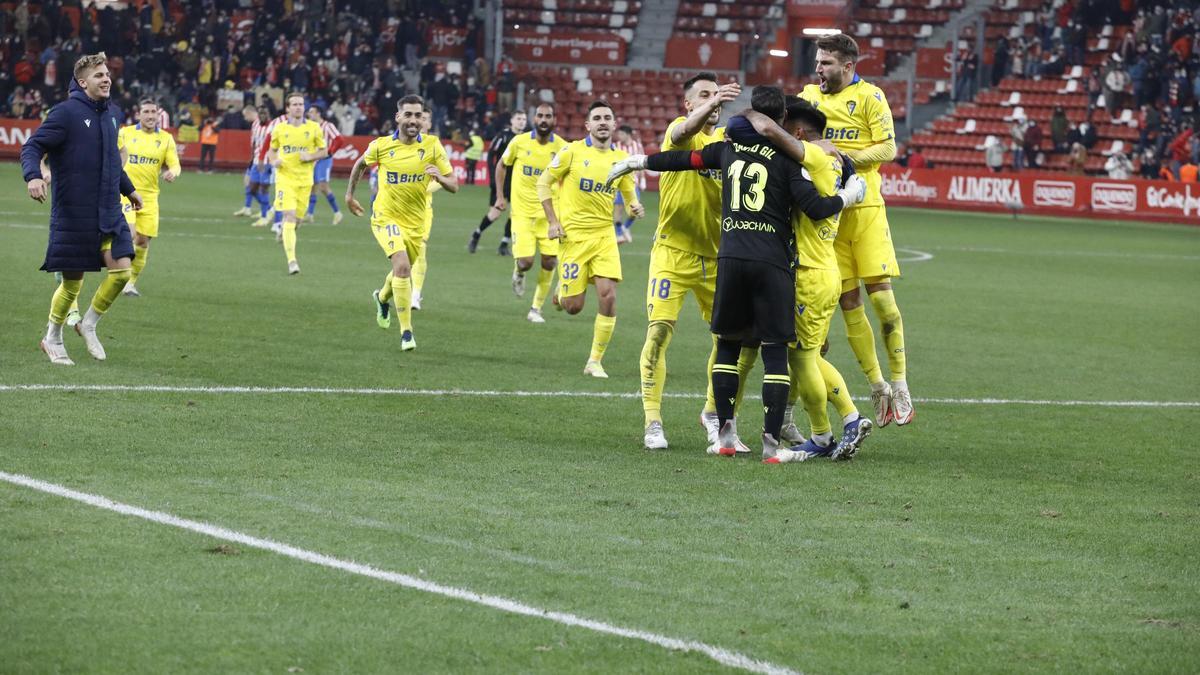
[1033,180,1076,207]
[1091,183,1136,212]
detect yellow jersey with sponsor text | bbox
[365,132,452,230]
[117,125,179,196]
[540,136,637,239]
[270,120,326,185]
[503,130,568,221]
[799,76,894,208]
[793,141,842,270]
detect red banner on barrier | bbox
[879,166,1200,224]
[502,30,626,65]
[664,37,740,71]
[428,26,469,58]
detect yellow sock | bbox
[91,268,131,314]
[869,289,906,381]
[589,314,616,362]
[703,334,720,414]
[532,265,554,310]
[130,244,149,284]
[282,220,298,263]
[843,304,884,385]
[793,347,831,435]
[787,347,804,406]
[640,321,673,426]
[49,278,83,323]
[819,356,858,420]
[392,275,412,332]
[378,272,395,303]
[733,346,757,415]
[412,249,427,295]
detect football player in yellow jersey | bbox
[114,99,179,298]
[267,92,328,275]
[638,73,751,451]
[496,102,568,324]
[799,34,914,427]
[411,104,438,310]
[538,100,642,378]
[345,95,458,351]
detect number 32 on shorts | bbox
[561,262,580,280]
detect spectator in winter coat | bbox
[1105,151,1134,179]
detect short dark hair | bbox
[816,34,859,62]
[682,71,718,95]
[618,124,633,134]
[588,99,613,115]
[784,96,826,132]
[286,91,305,105]
[423,103,432,113]
[750,86,786,122]
[138,98,159,109]
[535,102,556,114]
[398,94,424,109]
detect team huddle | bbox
[24,36,914,462]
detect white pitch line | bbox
[0,471,798,675]
[895,247,934,263]
[0,383,1197,408]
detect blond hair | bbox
[73,52,108,81]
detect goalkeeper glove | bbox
[836,174,867,207]
[605,154,647,188]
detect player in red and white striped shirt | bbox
[304,105,344,225]
[236,105,275,225]
[256,110,289,233]
[613,124,645,243]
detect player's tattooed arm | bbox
[344,156,369,216]
[670,81,742,145]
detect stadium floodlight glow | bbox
[802,28,842,36]
[769,49,789,57]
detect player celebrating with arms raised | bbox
[267,92,327,275]
[496,102,568,323]
[800,34,914,426]
[346,95,458,351]
[117,98,180,297]
[538,100,643,378]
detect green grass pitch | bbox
[1,162,1198,674]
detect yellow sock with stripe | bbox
[412,250,427,296]
[843,304,884,385]
[378,272,395,303]
[90,268,131,314]
[819,356,858,421]
[129,244,149,284]
[49,277,83,324]
[640,321,673,426]
[793,346,831,436]
[282,220,298,263]
[868,289,906,381]
[532,266,554,310]
[589,314,616,362]
[392,275,412,332]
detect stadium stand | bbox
[672,0,784,42]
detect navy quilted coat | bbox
[20,81,135,272]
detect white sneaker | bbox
[288,261,300,275]
[890,381,915,425]
[730,418,753,454]
[761,433,804,464]
[780,421,806,445]
[412,292,422,310]
[233,206,252,217]
[583,360,608,378]
[74,321,106,361]
[643,421,668,450]
[526,308,545,323]
[332,211,344,226]
[871,382,894,427]
[65,308,82,328]
[251,216,269,228]
[39,338,74,365]
[122,282,140,297]
[700,411,720,447]
[512,270,526,296]
[706,420,739,456]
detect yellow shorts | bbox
[421,207,433,240]
[793,266,841,350]
[834,205,900,282]
[646,243,716,323]
[274,181,314,215]
[122,197,160,237]
[371,219,423,263]
[512,214,560,259]
[558,234,621,298]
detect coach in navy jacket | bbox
[21,75,140,271]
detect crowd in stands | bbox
[0,0,526,145]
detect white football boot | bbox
[643,421,668,450]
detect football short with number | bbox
[312,157,333,183]
[512,214,560,259]
[646,243,716,322]
[121,195,160,237]
[371,217,423,263]
[557,234,621,298]
[835,206,900,282]
[274,180,314,214]
[710,257,796,344]
[793,266,841,350]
